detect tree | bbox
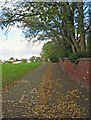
[1,2,90,55]
[9,57,14,60]
[21,58,27,63]
[29,56,36,62]
[88,2,91,56]
[36,57,42,62]
[15,58,19,61]
[41,40,71,62]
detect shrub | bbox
[68,51,90,63]
[49,56,59,62]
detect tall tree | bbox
[1,1,90,54]
[78,2,86,52]
[88,2,91,56]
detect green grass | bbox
[1,62,42,88]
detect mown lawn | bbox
[1,62,42,88]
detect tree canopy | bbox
[0,1,91,57]
[41,40,72,61]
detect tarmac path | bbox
[2,62,89,119]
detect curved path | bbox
[2,62,89,119]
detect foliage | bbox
[41,41,58,62]
[68,51,90,63]
[9,57,14,60]
[2,62,42,88]
[29,56,36,62]
[1,2,90,54]
[0,1,91,62]
[41,40,72,62]
[41,41,53,59]
[21,58,27,63]
[49,56,59,62]
[36,57,42,62]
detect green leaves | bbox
[1,2,89,55]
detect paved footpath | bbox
[2,62,89,119]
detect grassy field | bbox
[1,62,42,88]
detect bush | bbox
[49,56,59,62]
[68,51,90,63]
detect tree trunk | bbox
[72,45,76,53]
[78,2,86,52]
[69,31,79,52]
[87,2,91,56]
[68,2,79,53]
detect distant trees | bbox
[29,56,36,62]
[0,59,2,63]
[9,57,14,60]
[29,56,42,62]
[36,57,42,62]
[21,58,27,63]
[15,58,19,61]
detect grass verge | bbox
[2,62,42,88]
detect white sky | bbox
[0,0,46,61]
[0,27,45,60]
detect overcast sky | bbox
[0,26,45,60]
[0,0,46,61]
[0,28,43,60]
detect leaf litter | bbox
[31,63,87,118]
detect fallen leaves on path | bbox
[31,63,87,119]
[2,63,88,118]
